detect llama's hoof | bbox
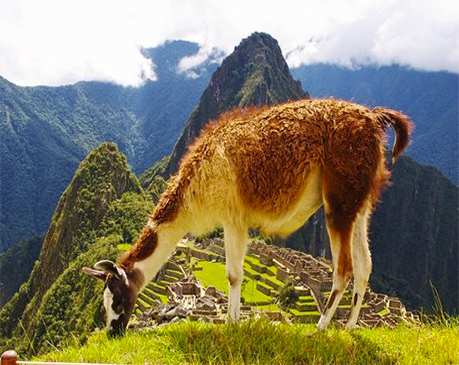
[344,322,358,331]
[317,319,329,331]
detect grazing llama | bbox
[84,98,412,336]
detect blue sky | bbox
[1,0,458,86]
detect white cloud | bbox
[0,0,156,86]
[177,46,224,78]
[0,0,457,86]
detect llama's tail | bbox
[373,107,414,163]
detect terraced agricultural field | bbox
[128,238,405,327]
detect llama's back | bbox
[156,99,396,236]
[173,100,327,234]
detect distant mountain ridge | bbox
[1,37,457,252]
[0,41,213,251]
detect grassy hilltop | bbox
[36,318,459,365]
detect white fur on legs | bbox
[317,274,348,330]
[346,209,372,329]
[224,223,248,322]
[317,226,352,331]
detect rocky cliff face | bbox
[166,32,307,175]
[370,156,458,312]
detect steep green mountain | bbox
[0,41,211,252]
[0,235,43,307]
[32,143,143,298]
[139,155,170,204]
[166,32,308,175]
[291,64,459,183]
[0,143,153,356]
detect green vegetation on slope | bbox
[0,40,209,251]
[139,155,170,203]
[35,319,459,365]
[0,235,43,308]
[0,143,153,357]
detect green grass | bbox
[242,264,261,277]
[251,303,282,311]
[242,279,274,304]
[263,274,285,287]
[34,318,459,364]
[117,243,132,251]
[289,308,321,316]
[193,261,229,294]
[298,295,315,303]
[193,260,277,306]
[243,255,260,264]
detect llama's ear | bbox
[82,267,107,281]
[94,260,123,280]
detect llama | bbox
[83,98,412,336]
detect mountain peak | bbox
[230,32,289,70]
[166,32,307,175]
[32,142,141,300]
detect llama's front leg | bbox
[224,224,249,322]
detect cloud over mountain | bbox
[1,0,457,86]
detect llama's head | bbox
[83,260,138,337]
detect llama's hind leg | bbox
[224,223,249,322]
[346,206,372,329]
[317,223,354,330]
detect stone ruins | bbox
[132,238,415,329]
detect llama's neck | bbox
[120,220,187,290]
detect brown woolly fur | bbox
[372,107,413,163]
[151,122,217,226]
[126,98,412,269]
[120,226,158,269]
[151,173,186,225]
